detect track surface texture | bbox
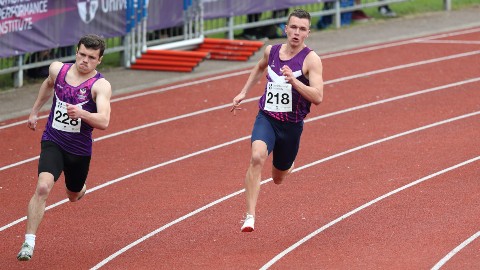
[1,7,479,270]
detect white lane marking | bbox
[89,112,480,269]
[325,50,480,85]
[320,28,480,59]
[2,51,480,172]
[416,40,480,45]
[1,77,479,232]
[2,26,479,130]
[431,231,480,270]
[260,158,480,270]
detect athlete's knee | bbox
[67,185,86,202]
[67,191,81,202]
[273,176,285,185]
[272,171,288,185]
[272,163,293,185]
[35,182,51,198]
[67,193,81,202]
[35,175,54,198]
[250,150,267,167]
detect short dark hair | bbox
[287,9,311,26]
[77,34,106,57]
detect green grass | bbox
[363,0,479,19]
[0,52,122,91]
[308,0,479,29]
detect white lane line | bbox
[431,231,480,270]
[416,40,480,45]
[0,70,250,130]
[1,77,479,232]
[325,50,480,85]
[89,111,480,270]
[2,50,479,172]
[320,28,480,59]
[2,26,479,131]
[260,157,480,270]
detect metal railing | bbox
[0,0,452,89]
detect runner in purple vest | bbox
[232,9,324,232]
[18,34,112,261]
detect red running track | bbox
[0,27,479,270]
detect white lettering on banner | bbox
[101,0,126,12]
[78,0,126,24]
[0,0,29,6]
[0,1,48,20]
[0,16,31,34]
[0,0,47,35]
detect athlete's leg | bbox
[64,153,90,202]
[66,184,86,202]
[26,141,63,235]
[245,140,269,217]
[26,172,55,235]
[19,141,62,260]
[272,162,295,185]
[242,111,275,232]
[271,121,303,185]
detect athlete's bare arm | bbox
[27,61,63,130]
[66,78,112,130]
[232,45,272,109]
[282,51,323,105]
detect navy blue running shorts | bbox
[38,140,91,192]
[251,110,303,171]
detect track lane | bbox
[92,113,480,269]
[432,231,480,270]
[0,31,478,167]
[1,73,478,227]
[1,49,478,172]
[265,125,480,269]
[2,87,472,268]
[0,29,478,269]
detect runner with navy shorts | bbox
[231,9,324,232]
[17,34,112,261]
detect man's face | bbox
[75,44,102,73]
[285,16,310,45]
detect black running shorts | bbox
[251,110,303,171]
[38,140,91,192]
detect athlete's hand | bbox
[281,65,294,83]
[66,103,82,120]
[27,114,38,131]
[231,92,245,116]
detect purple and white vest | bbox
[41,63,103,156]
[259,44,312,123]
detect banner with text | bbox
[0,0,320,58]
[0,0,183,58]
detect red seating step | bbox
[130,38,264,72]
[130,50,209,72]
[195,38,264,61]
